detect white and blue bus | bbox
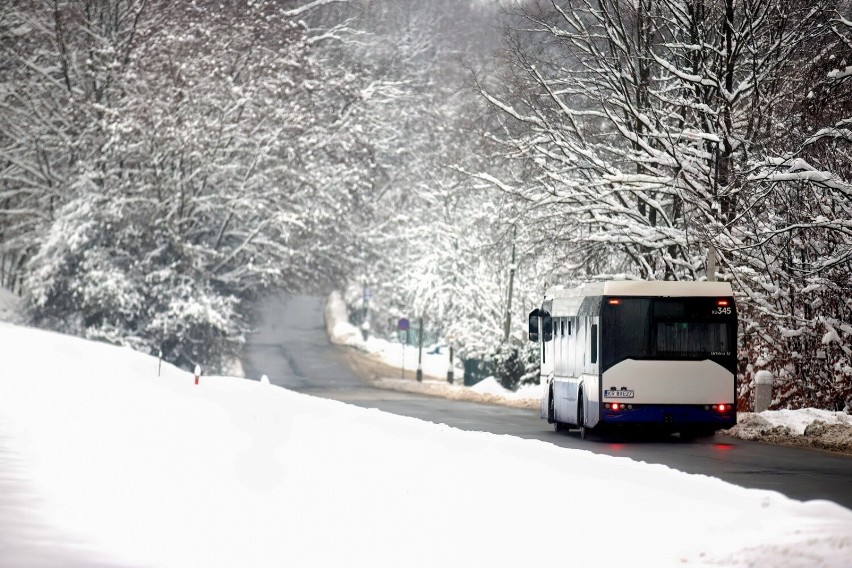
[529,281,737,438]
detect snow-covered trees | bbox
[339,1,546,383]
[2,0,847,405]
[734,7,852,409]
[473,0,851,407]
[319,1,518,356]
[1,0,381,370]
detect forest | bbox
[1,0,850,410]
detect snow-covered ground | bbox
[325,292,852,453]
[1,320,852,567]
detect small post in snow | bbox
[194,365,202,386]
[754,370,773,412]
[447,345,454,384]
[416,317,423,382]
[158,349,163,377]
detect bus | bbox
[528,281,737,438]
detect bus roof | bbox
[545,281,733,316]
[602,281,733,297]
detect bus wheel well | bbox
[577,389,584,421]
[577,389,589,439]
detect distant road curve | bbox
[241,293,852,510]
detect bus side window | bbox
[542,314,553,342]
[590,324,598,364]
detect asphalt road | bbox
[242,294,852,510]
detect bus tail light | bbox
[710,404,731,412]
[717,299,729,306]
[608,298,620,305]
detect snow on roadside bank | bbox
[369,376,542,410]
[1,321,852,567]
[325,292,852,452]
[324,291,542,408]
[726,409,852,454]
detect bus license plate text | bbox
[605,390,634,398]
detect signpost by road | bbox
[416,318,423,382]
[398,318,410,379]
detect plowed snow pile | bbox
[726,409,852,454]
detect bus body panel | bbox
[583,373,600,428]
[552,377,580,424]
[549,374,601,427]
[601,359,734,405]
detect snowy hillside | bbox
[1,322,851,567]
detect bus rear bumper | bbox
[600,404,736,430]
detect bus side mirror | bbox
[528,309,541,342]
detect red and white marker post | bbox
[194,365,201,385]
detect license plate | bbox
[605,390,634,398]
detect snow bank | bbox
[752,408,852,435]
[1,321,851,567]
[726,409,852,453]
[325,291,450,373]
[369,376,542,410]
[324,290,367,348]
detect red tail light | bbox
[717,300,729,306]
[608,298,620,305]
[605,403,636,411]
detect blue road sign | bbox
[398,318,410,331]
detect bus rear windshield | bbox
[602,298,734,369]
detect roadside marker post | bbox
[194,365,201,385]
[398,318,410,380]
[416,317,423,383]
